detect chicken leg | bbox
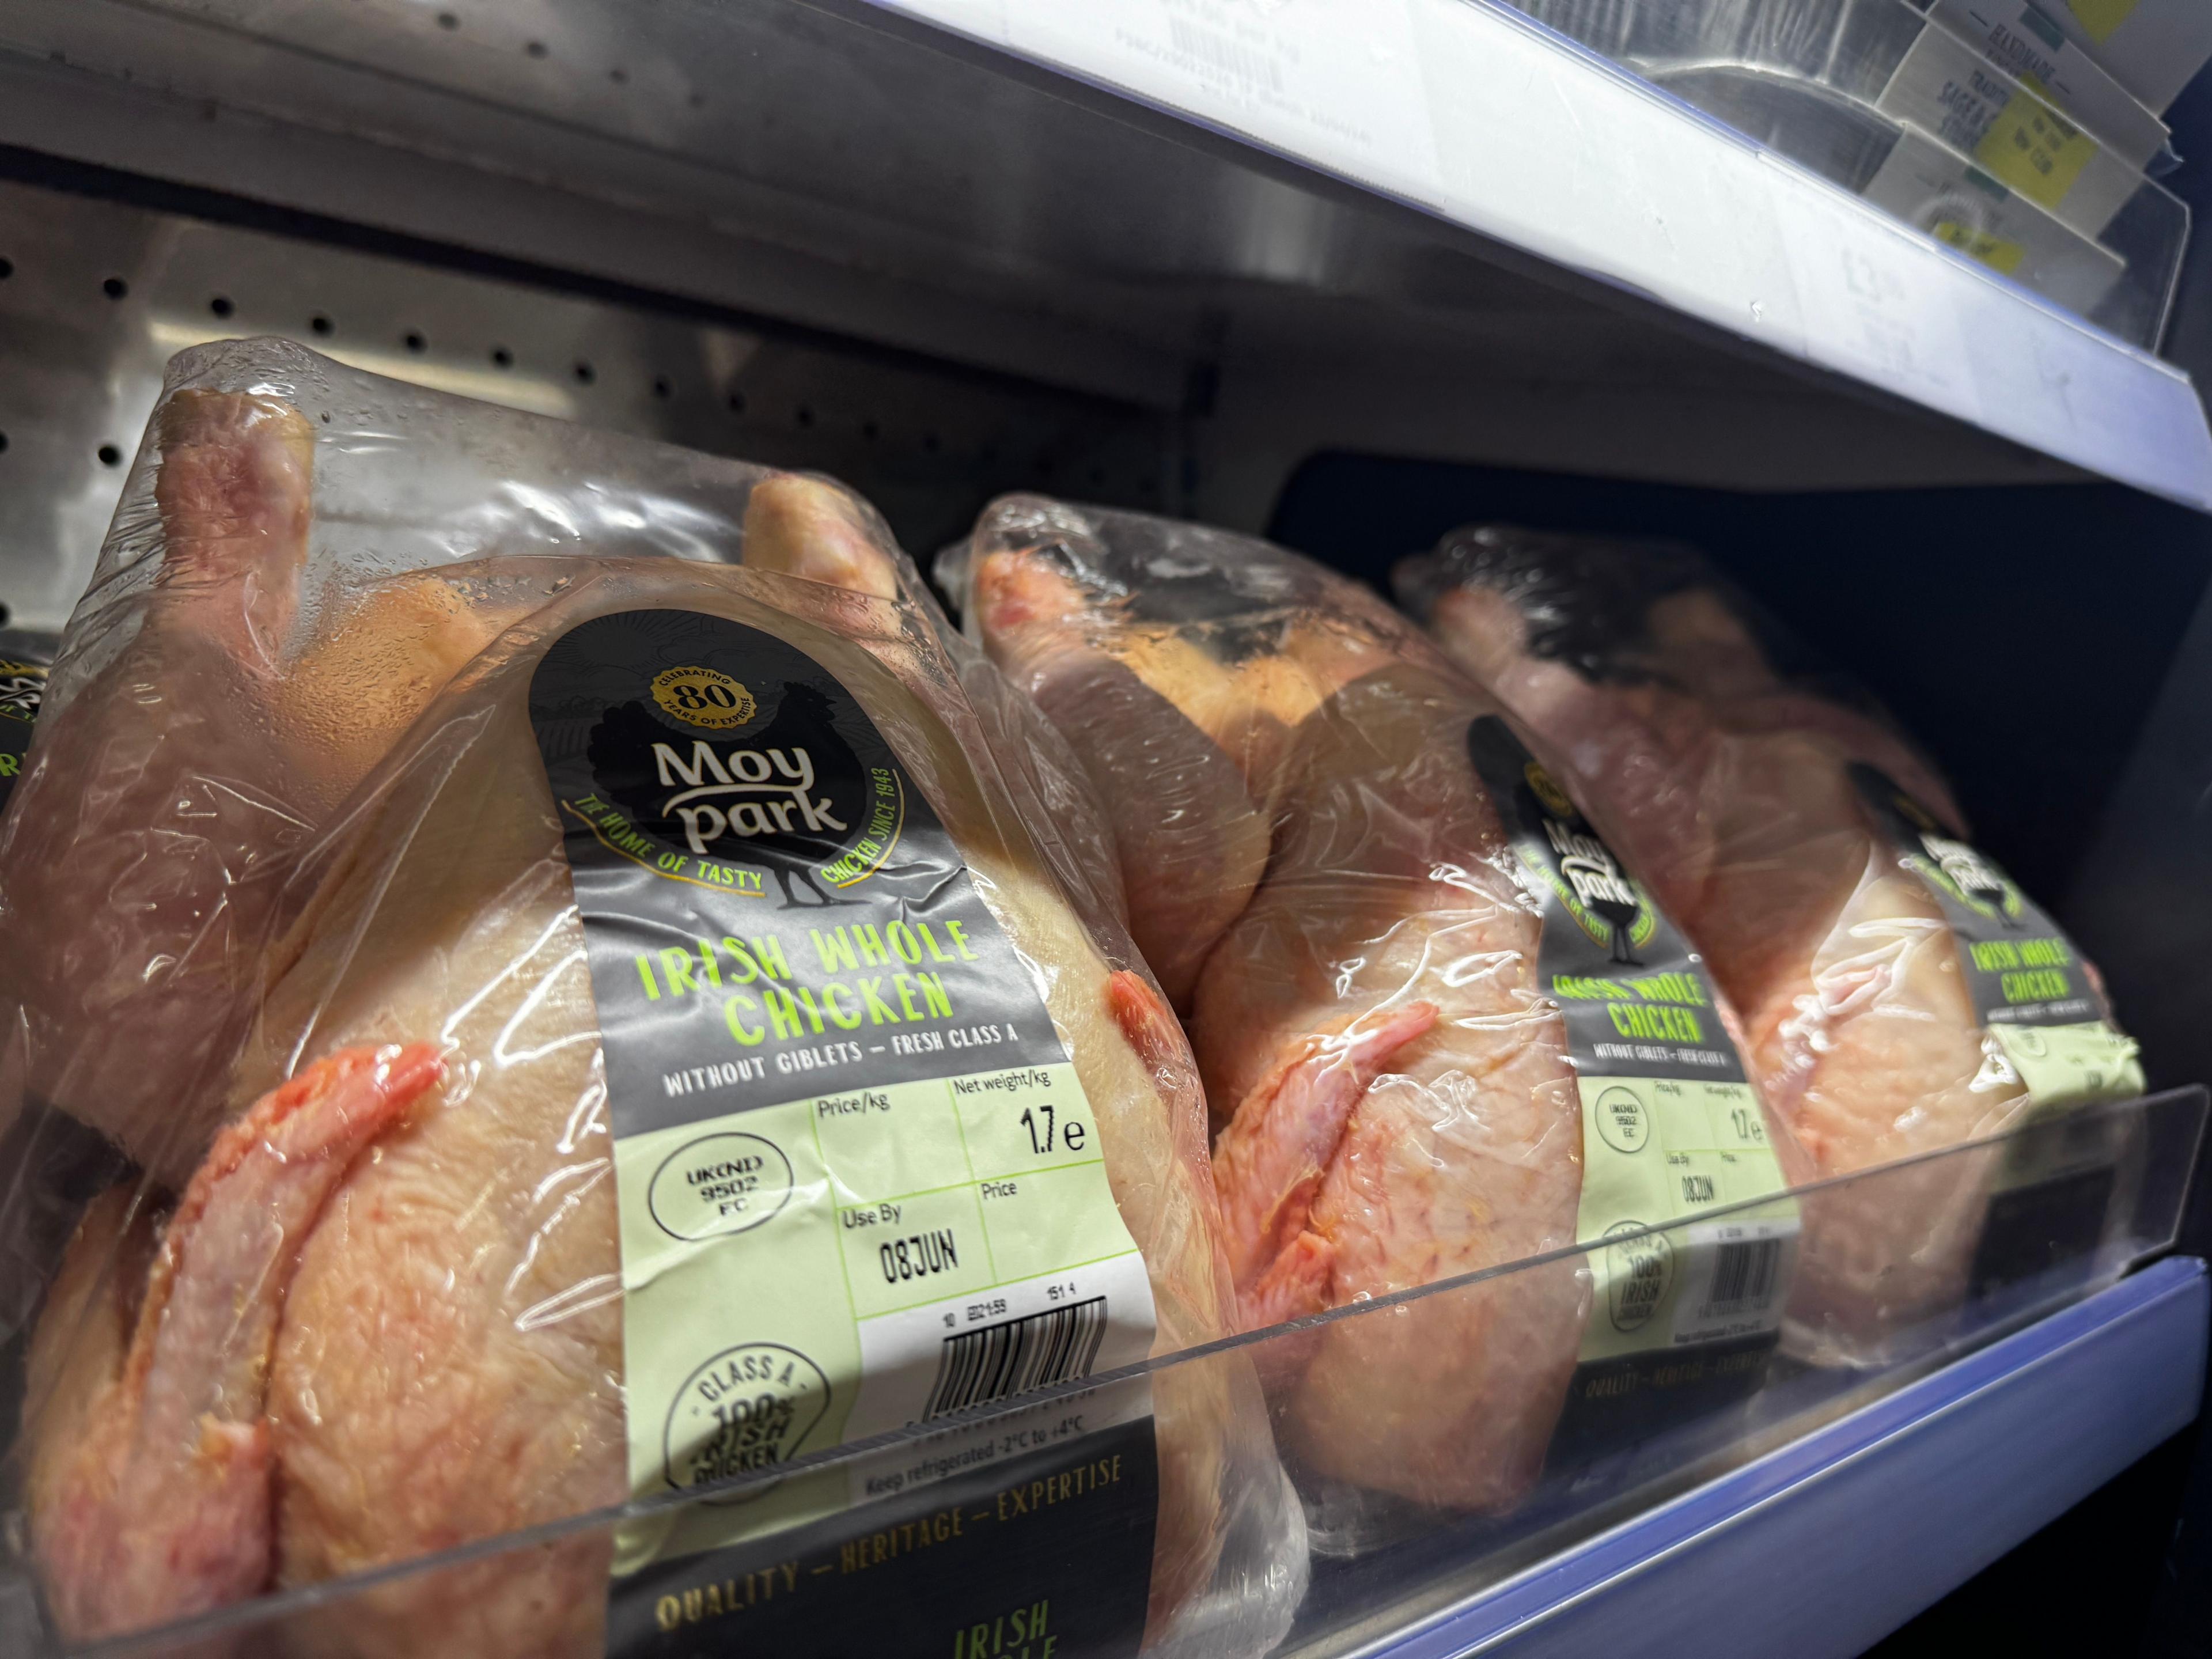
[26,1046,442,1642]
[0,392,536,1191]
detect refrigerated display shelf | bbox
[862,0,2212,512]
[1,0,2205,512]
[3,1087,2192,1659]
[0,6,2205,1646]
[1351,1255,2207,1659]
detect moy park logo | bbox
[1890,788,2023,929]
[1518,760,1657,966]
[0,659,46,724]
[577,665,907,907]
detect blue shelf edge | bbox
[1373,1256,2210,1659]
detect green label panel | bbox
[1850,764,2142,1113]
[1461,715,1795,1363]
[524,609,1159,1650]
[1574,1076,1797,1363]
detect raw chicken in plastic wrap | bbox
[0,340,1302,1657]
[940,499,1602,1539]
[1396,527,2143,1362]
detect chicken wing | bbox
[0,393,537,1190]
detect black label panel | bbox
[1466,717,1746,1084]
[608,1417,1158,1659]
[525,610,1157,1659]
[1850,764,2114,1030]
[529,609,1072,1141]
[1465,717,1789,1460]
[0,653,47,814]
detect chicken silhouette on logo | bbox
[1581,867,1645,967]
[1515,760,1646,967]
[590,681,870,908]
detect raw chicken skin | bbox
[23,554,1257,1652]
[1194,661,1584,1508]
[26,1046,444,1642]
[969,546,1278,1010]
[0,392,540,1188]
[1412,550,2028,1354]
[1213,1004,1442,1329]
[957,506,1589,1512]
[0,391,321,1191]
[740,471,902,600]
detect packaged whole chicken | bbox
[940,499,1796,1538]
[1397,527,2145,1362]
[0,339,1304,1658]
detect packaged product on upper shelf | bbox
[1876,11,2148,243]
[0,340,1302,1659]
[1396,527,2144,1365]
[2033,0,2212,115]
[940,499,1798,1544]
[1503,0,2188,342]
[1920,0,2171,169]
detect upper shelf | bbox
[0,0,2207,509]
[869,0,2212,512]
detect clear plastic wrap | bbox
[940,499,1797,1551]
[0,340,1302,1657]
[1396,525,2145,1364]
[2,1081,2198,1659]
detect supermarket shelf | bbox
[0,178,1164,632]
[1365,1256,2209,1659]
[861,0,2212,514]
[0,0,2161,514]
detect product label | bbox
[1850,764,2143,1111]
[528,610,1157,1657]
[1975,88,2097,207]
[2051,0,2212,118]
[1465,718,1796,1374]
[2067,0,2135,47]
[1854,768,2142,1285]
[0,654,47,813]
[1933,219,2028,274]
[1856,126,2126,316]
[1926,0,2168,170]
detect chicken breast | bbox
[949,499,1588,1516]
[20,550,1279,1654]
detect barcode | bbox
[1699,1240,1781,1317]
[1168,19,1284,93]
[923,1296,1109,1419]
